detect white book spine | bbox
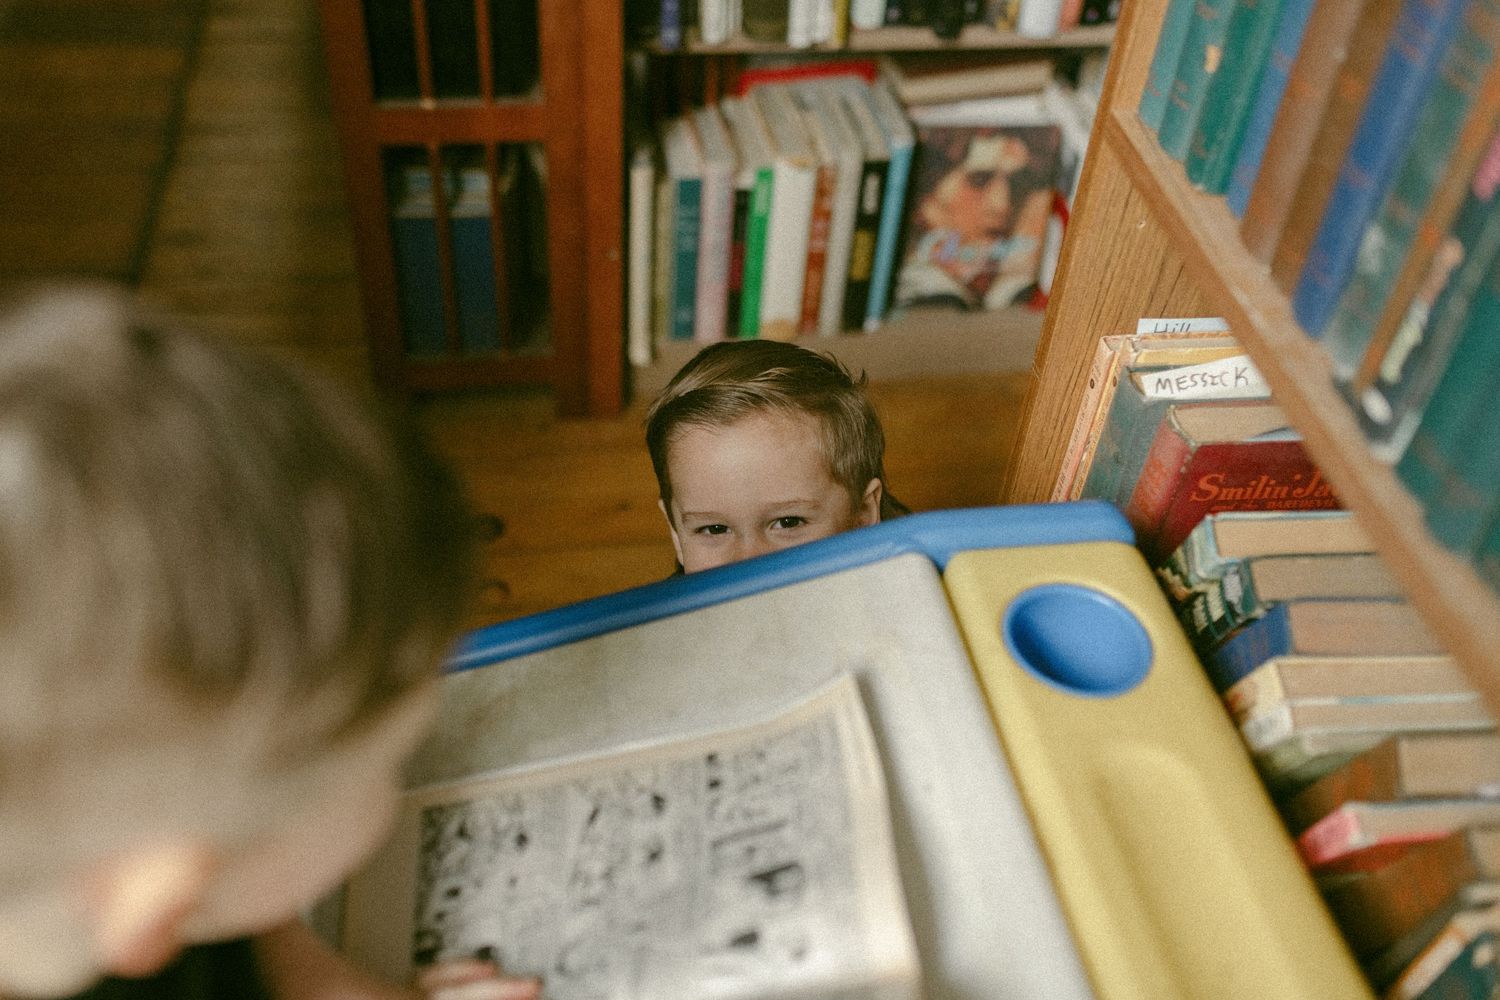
[694,159,736,343]
[818,149,862,337]
[760,160,816,340]
[787,0,817,47]
[700,0,733,44]
[850,0,885,28]
[810,0,835,42]
[627,150,655,366]
[1015,0,1063,37]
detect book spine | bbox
[1386,928,1498,1000]
[725,183,751,336]
[1280,740,1397,833]
[738,166,775,337]
[850,0,886,28]
[1121,411,1193,557]
[1077,373,1157,504]
[1398,271,1500,552]
[1266,0,1403,288]
[627,149,656,367]
[842,158,887,330]
[799,162,837,335]
[1178,570,1255,650]
[391,209,447,356]
[1207,601,1289,690]
[1223,0,1315,216]
[450,206,501,353]
[1297,806,1433,869]
[1154,442,1338,563]
[661,0,684,49]
[788,0,817,46]
[818,155,862,337]
[671,177,702,341]
[931,0,968,37]
[1015,0,1063,37]
[884,0,905,25]
[1155,0,1237,161]
[694,150,735,343]
[759,157,815,339]
[1320,0,1500,379]
[700,0,733,43]
[653,175,675,346]
[832,0,852,43]
[865,134,912,331]
[1362,161,1500,458]
[1184,0,1286,194]
[1052,336,1125,501]
[1322,834,1479,959]
[1055,0,1083,32]
[1291,0,1471,336]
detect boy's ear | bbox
[658,498,686,567]
[89,841,215,979]
[859,479,882,526]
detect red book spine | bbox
[734,59,878,97]
[1122,413,1192,554]
[1298,806,1450,867]
[798,162,837,336]
[1154,440,1339,562]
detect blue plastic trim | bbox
[448,501,1133,672]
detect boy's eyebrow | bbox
[679,498,828,519]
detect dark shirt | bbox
[66,940,269,1000]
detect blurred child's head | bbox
[645,340,903,573]
[0,286,475,997]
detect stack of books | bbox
[638,0,1120,50]
[1059,317,1500,997]
[1139,0,1500,601]
[628,61,1099,365]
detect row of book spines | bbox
[1138,0,1500,601]
[644,0,1117,48]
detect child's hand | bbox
[414,958,542,1000]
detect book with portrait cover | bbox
[892,123,1060,313]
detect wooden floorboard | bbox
[1,0,1028,629]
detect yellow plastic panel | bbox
[944,541,1372,1000]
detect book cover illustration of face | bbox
[895,125,1062,313]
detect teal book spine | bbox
[865,136,913,331]
[1394,260,1500,549]
[1322,0,1500,379]
[1156,0,1237,161]
[1184,0,1285,193]
[738,167,774,338]
[1078,373,1161,505]
[670,176,702,341]
[1139,0,1202,129]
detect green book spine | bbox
[1184,0,1286,192]
[1157,0,1237,161]
[737,166,774,338]
[670,176,702,341]
[1140,0,1203,129]
[1078,373,1161,504]
[1322,0,1500,377]
[1395,262,1500,544]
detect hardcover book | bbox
[1224,656,1473,734]
[1280,732,1500,834]
[1138,0,1203,130]
[828,77,890,332]
[691,105,739,344]
[1384,920,1498,1000]
[1206,599,1444,694]
[892,122,1060,313]
[1368,884,1500,993]
[1290,0,1471,335]
[1222,0,1315,216]
[861,81,916,331]
[1155,0,1236,161]
[1121,400,1340,564]
[1297,800,1500,869]
[721,96,779,340]
[1183,0,1286,195]
[880,53,1054,106]
[1320,831,1485,959]
[1158,509,1372,604]
[750,85,819,340]
[1319,0,1500,379]
[662,116,705,342]
[1263,0,1401,287]
[797,83,865,337]
[1176,551,1403,650]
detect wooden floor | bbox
[0,0,1029,628]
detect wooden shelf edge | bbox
[1103,108,1500,707]
[628,306,1044,400]
[647,23,1115,55]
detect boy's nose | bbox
[736,534,774,563]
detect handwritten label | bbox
[1139,355,1270,400]
[1135,316,1230,334]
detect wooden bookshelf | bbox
[632,305,1046,398]
[1003,0,1500,713]
[656,23,1114,53]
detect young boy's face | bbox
[661,409,880,573]
[0,684,437,998]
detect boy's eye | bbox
[772,516,807,530]
[696,524,729,536]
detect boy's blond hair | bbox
[0,285,474,889]
[645,340,906,520]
